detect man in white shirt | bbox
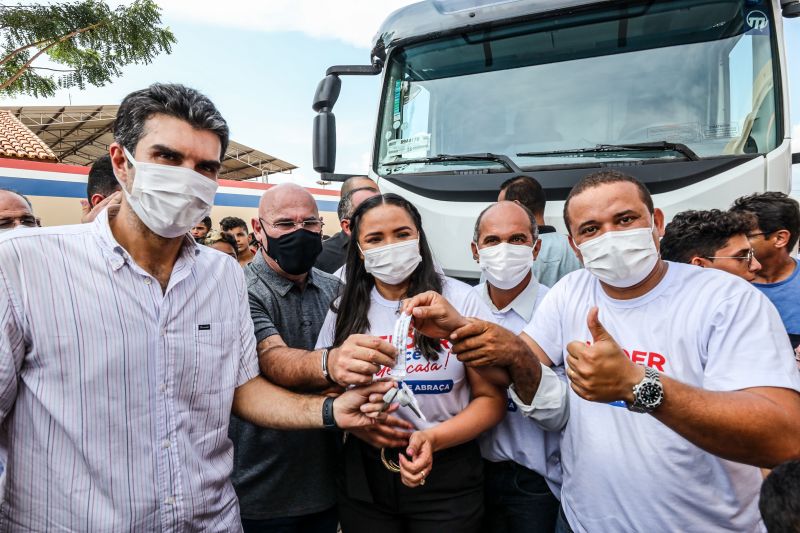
[0,83,391,531]
[405,170,800,532]
[471,201,564,533]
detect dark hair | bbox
[500,175,546,216]
[474,201,539,243]
[87,154,119,203]
[199,216,212,230]
[731,192,800,251]
[333,193,443,360]
[760,460,800,533]
[114,83,229,159]
[219,216,248,232]
[564,170,654,233]
[341,176,377,197]
[660,210,754,263]
[202,230,238,257]
[337,186,378,221]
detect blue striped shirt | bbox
[0,210,258,531]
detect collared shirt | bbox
[314,231,349,274]
[474,273,564,495]
[532,232,581,288]
[229,252,341,519]
[0,210,258,532]
[478,271,540,327]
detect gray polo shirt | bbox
[229,252,342,520]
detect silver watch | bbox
[627,366,664,413]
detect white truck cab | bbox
[313,0,800,280]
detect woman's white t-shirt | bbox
[316,276,492,430]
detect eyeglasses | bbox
[0,216,38,229]
[747,231,774,239]
[705,249,756,264]
[262,218,324,232]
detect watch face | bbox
[639,382,663,408]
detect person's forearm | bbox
[424,394,506,452]
[508,349,543,404]
[232,376,325,429]
[259,345,329,391]
[652,377,800,468]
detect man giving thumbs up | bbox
[405,171,800,533]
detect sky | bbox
[2,0,800,189]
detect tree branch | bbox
[0,21,105,92]
[0,20,106,68]
[30,66,77,73]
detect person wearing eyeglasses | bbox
[221,215,256,267]
[230,183,400,533]
[0,188,38,234]
[660,209,762,282]
[730,192,800,353]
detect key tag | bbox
[384,312,426,421]
[392,312,413,380]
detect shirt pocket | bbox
[187,321,239,398]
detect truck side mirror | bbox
[312,75,342,173]
[792,153,800,165]
[313,112,337,173]
[782,1,800,17]
[312,75,341,112]
[311,66,381,174]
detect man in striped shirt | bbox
[0,83,391,532]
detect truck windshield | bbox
[375,0,779,174]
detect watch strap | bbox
[627,365,663,413]
[322,396,338,430]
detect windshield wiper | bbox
[517,141,700,162]
[381,153,523,173]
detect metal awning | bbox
[0,105,297,181]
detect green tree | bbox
[0,0,176,97]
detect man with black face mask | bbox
[230,183,399,533]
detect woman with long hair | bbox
[315,193,506,533]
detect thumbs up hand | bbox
[565,307,645,404]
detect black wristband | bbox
[322,396,338,430]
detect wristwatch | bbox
[322,396,338,430]
[627,366,664,413]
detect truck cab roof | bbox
[372,0,612,56]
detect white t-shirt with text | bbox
[524,262,800,533]
[316,276,492,430]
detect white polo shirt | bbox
[474,274,562,496]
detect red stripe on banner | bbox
[0,158,340,197]
[0,157,90,175]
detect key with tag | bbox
[379,313,427,420]
[397,381,426,421]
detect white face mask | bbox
[360,239,423,285]
[117,148,219,238]
[577,221,659,288]
[478,242,534,290]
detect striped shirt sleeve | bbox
[236,266,259,387]
[0,256,25,424]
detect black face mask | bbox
[264,228,323,275]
